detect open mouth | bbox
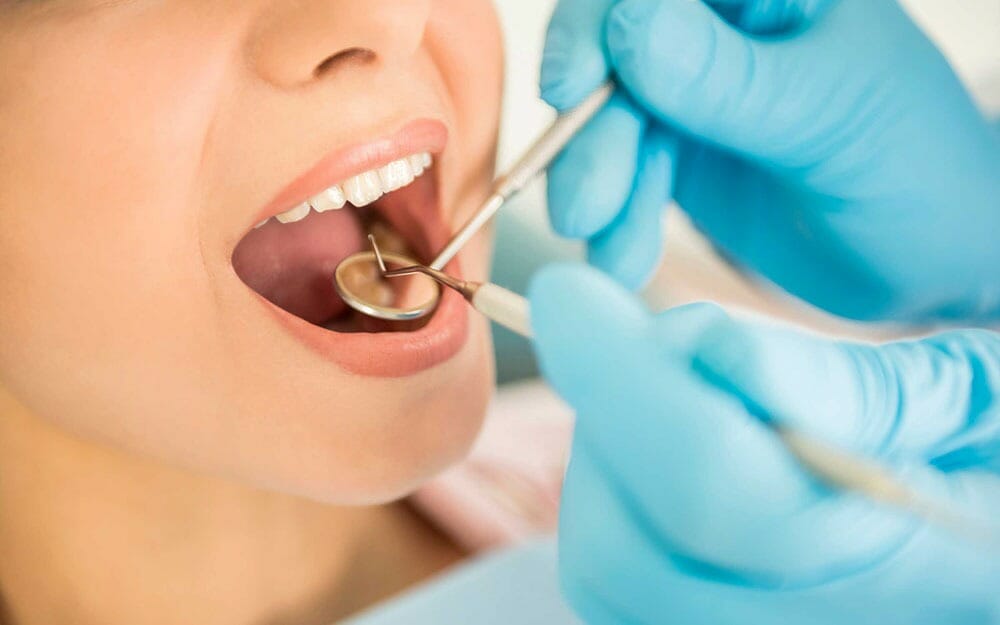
[231,120,470,376]
[233,152,437,331]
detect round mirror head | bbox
[333,251,441,322]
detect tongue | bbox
[232,209,364,325]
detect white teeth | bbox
[343,170,384,207]
[254,218,270,229]
[275,202,311,224]
[408,154,426,177]
[410,152,431,173]
[265,151,433,227]
[378,159,415,193]
[310,184,346,212]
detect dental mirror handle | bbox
[467,282,533,338]
[429,81,616,270]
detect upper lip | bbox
[229,116,470,377]
[248,118,449,230]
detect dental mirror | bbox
[334,81,616,322]
[333,247,441,322]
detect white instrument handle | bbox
[471,283,532,338]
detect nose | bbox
[249,0,432,88]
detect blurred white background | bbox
[493,0,1000,170]
[488,0,1000,348]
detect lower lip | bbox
[258,266,469,378]
[244,119,467,377]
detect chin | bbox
[258,314,495,507]
[216,117,501,505]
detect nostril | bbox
[314,47,376,78]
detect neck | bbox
[0,391,461,625]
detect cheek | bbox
[427,0,503,167]
[0,9,237,435]
[0,2,502,505]
[426,0,504,267]
[0,13,231,296]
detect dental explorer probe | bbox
[368,235,990,543]
[369,236,532,337]
[334,81,616,322]
[427,81,615,272]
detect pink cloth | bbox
[410,381,574,552]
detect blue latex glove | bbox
[530,263,1000,624]
[541,0,1000,321]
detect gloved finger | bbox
[587,125,677,291]
[703,0,749,27]
[530,262,654,404]
[540,0,619,111]
[604,0,838,167]
[547,93,645,239]
[672,142,881,319]
[707,0,836,34]
[531,267,913,582]
[693,321,1000,461]
[558,388,1000,623]
[602,324,915,583]
[559,437,678,624]
[560,433,1000,624]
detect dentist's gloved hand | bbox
[541,0,1000,321]
[530,264,1000,624]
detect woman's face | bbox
[0,0,503,503]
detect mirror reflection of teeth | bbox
[260,151,433,227]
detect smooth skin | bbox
[541,0,1000,321]
[0,1,502,623]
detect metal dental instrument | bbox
[333,247,441,322]
[334,77,988,541]
[368,231,992,543]
[368,235,532,337]
[334,81,616,322]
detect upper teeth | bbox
[265,152,433,227]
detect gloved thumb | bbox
[605,0,837,167]
[528,263,653,407]
[693,320,1000,461]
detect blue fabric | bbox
[341,539,580,625]
[540,0,1000,322]
[529,263,1000,624]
